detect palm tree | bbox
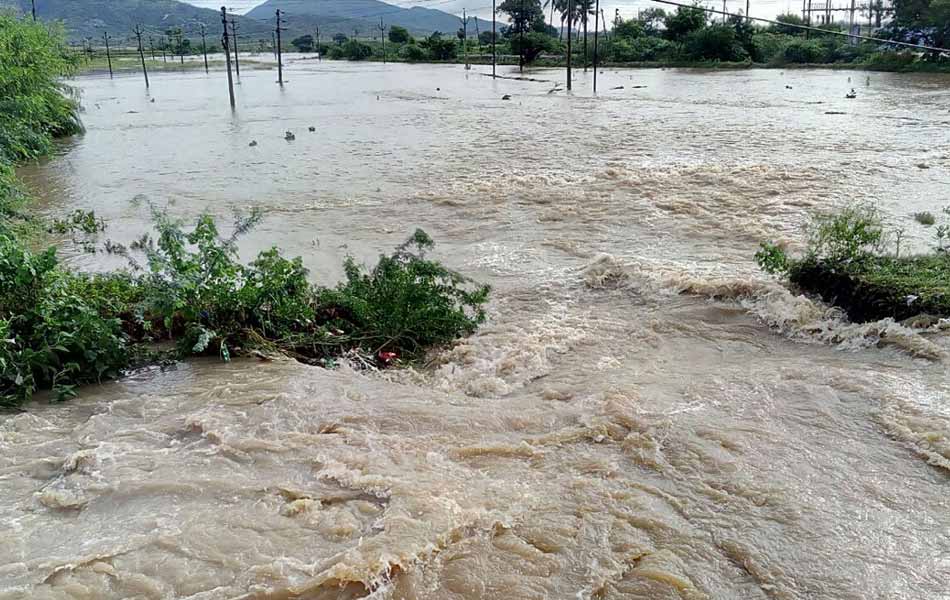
[543,0,558,32]
[576,0,594,67]
[554,0,579,42]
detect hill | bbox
[246,0,491,38]
[0,0,274,42]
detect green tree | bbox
[498,0,546,35]
[342,39,373,60]
[421,32,457,60]
[479,30,497,45]
[685,24,746,60]
[771,13,807,35]
[640,8,667,36]
[389,25,411,44]
[333,32,348,45]
[510,30,559,62]
[664,5,707,41]
[291,34,314,52]
[892,0,950,47]
[614,18,645,39]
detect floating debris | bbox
[249,140,258,147]
[308,126,316,132]
[502,94,511,100]
[284,131,295,141]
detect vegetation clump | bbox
[756,203,950,323]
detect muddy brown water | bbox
[4,60,950,599]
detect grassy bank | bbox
[0,15,491,408]
[757,204,950,323]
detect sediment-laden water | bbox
[3,60,950,599]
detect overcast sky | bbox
[187,0,802,22]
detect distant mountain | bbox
[246,0,490,37]
[0,0,275,41]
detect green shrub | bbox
[862,50,918,69]
[341,39,373,60]
[0,16,81,164]
[317,230,489,354]
[684,25,747,61]
[754,241,790,275]
[402,44,428,61]
[509,31,559,63]
[0,212,491,407]
[914,211,936,226]
[781,39,824,63]
[610,36,675,62]
[804,202,888,264]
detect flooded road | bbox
[4,60,950,599]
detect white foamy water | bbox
[4,60,950,599]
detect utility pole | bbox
[133,25,150,89]
[200,23,209,72]
[161,35,167,62]
[31,0,36,21]
[378,17,387,63]
[746,0,750,22]
[601,8,608,41]
[148,35,155,60]
[176,29,184,64]
[806,0,812,36]
[566,0,573,89]
[229,17,240,77]
[272,31,277,59]
[519,0,525,72]
[103,32,113,78]
[474,14,480,43]
[221,7,235,108]
[802,0,807,19]
[460,9,469,64]
[722,0,727,23]
[492,0,497,77]
[593,0,600,92]
[276,9,285,86]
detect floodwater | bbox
[4,59,950,599]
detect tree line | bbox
[288,0,948,68]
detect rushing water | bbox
[4,59,950,599]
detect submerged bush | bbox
[0,210,491,407]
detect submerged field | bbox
[4,61,950,599]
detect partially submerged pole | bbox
[566,0,573,90]
[133,25,150,89]
[221,7,235,108]
[492,0,496,78]
[519,0,525,72]
[276,9,284,86]
[593,0,600,93]
[200,23,209,73]
[103,31,113,78]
